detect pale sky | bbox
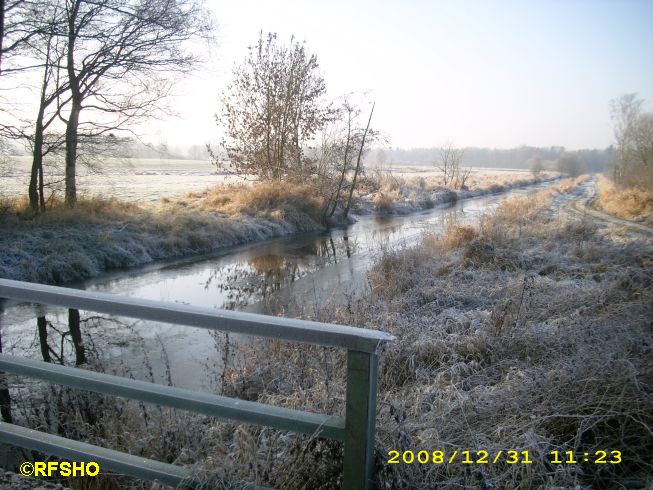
[155,0,653,150]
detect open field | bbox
[0,157,235,203]
[1,157,553,205]
[371,164,557,188]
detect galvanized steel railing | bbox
[0,278,394,489]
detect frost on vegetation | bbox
[357,171,558,216]
[207,181,652,488]
[0,188,328,284]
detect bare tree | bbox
[310,96,380,221]
[454,163,472,189]
[0,0,68,210]
[611,94,642,183]
[28,2,68,211]
[215,32,332,181]
[437,142,464,187]
[60,0,213,206]
[529,154,544,178]
[1,0,212,207]
[556,152,586,177]
[324,97,356,218]
[632,113,653,171]
[610,94,653,187]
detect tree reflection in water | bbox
[203,234,358,312]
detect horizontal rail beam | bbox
[0,279,394,353]
[0,354,345,441]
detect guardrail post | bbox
[343,349,378,490]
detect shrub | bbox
[442,224,477,249]
[195,181,325,224]
[422,224,477,252]
[372,191,396,211]
[597,174,653,224]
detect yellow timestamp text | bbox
[386,449,623,465]
[549,450,621,464]
[387,449,533,465]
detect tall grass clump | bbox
[372,191,397,212]
[188,181,325,224]
[596,174,653,225]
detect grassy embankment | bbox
[0,171,553,285]
[214,176,651,488]
[0,182,326,284]
[595,174,653,226]
[357,169,557,214]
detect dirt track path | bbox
[564,176,653,236]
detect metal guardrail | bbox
[0,278,394,489]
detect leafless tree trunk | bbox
[329,101,353,218]
[0,0,5,74]
[344,101,374,217]
[64,98,81,206]
[63,0,81,206]
[29,22,67,212]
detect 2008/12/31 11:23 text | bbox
[386,450,622,465]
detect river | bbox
[0,182,551,391]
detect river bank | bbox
[0,174,556,285]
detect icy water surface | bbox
[0,182,551,391]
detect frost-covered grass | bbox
[0,185,327,284]
[212,178,652,488]
[354,168,559,215]
[596,174,653,225]
[163,180,326,224]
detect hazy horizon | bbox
[141,0,653,151]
